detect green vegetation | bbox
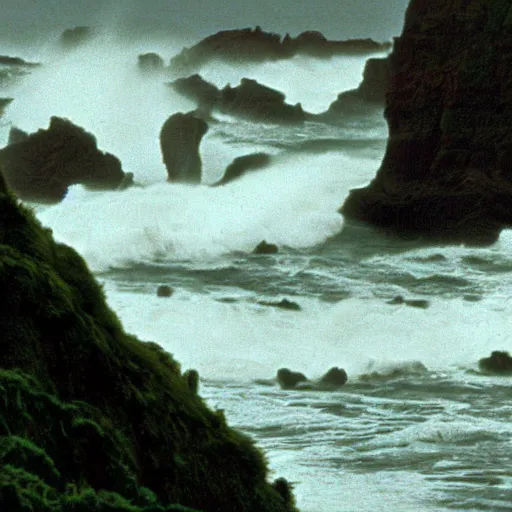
[0,170,297,512]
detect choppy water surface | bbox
[2,35,512,512]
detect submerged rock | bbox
[253,240,279,254]
[0,167,298,511]
[341,0,512,244]
[0,117,129,202]
[478,351,512,375]
[386,295,430,309]
[259,299,301,311]
[156,285,173,297]
[160,111,208,183]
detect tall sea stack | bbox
[342,0,512,244]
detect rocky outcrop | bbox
[170,75,306,124]
[319,56,390,120]
[341,0,512,244]
[0,169,297,511]
[276,367,348,390]
[253,240,279,254]
[7,126,28,145]
[0,117,129,202]
[0,55,40,87]
[170,27,391,72]
[478,351,512,375]
[160,111,208,183]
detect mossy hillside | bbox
[0,171,297,512]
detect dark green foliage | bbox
[0,171,297,512]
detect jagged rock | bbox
[253,240,279,254]
[170,74,221,107]
[214,153,272,186]
[259,299,301,311]
[0,117,128,202]
[60,26,93,47]
[319,56,390,120]
[478,351,512,375]
[160,111,208,183]
[138,52,165,71]
[169,27,391,71]
[221,79,306,124]
[277,368,308,389]
[341,0,512,245]
[156,285,173,297]
[171,75,306,124]
[318,367,348,388]
[7,126,29,145]
[0,169,297,512]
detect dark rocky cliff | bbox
[342,0,512,244]
[0,169,296,511]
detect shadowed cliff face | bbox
[0,171,296,511]
[342,0,512,244]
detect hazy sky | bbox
[1,0,410,43]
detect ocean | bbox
[1,29,512,512]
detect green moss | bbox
[0,164,297,512]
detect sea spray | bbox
[38,152,378,270]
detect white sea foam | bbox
[38,151,373,270]
[104,288,511,381]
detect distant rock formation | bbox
[138,52,165,71]
[60,26,93,47]
[478,351,512,375]
[214,153,272,186]
[0,117,128,202]
[160,111,208,183]
[276,367,348,390]
[169,27,391,71]
[170,75,306,124]
[318,56,390,121]
[0,55,40,86]
[341,0,512,245]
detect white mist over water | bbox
[38,152,376,270]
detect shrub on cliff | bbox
[0,169,296,511]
